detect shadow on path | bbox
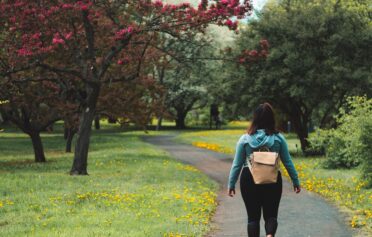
[142,135,353,237]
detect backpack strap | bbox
[257,146,271,152]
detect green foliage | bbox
[310,96,372,169]
[360,119,372,188]
[307,129,329,155]
[154,34,215,128]
[218,0,372,150]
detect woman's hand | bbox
[294,185,301,194]
[228,188,235,197]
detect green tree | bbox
[152,36,212,129]
[223,0,372,152]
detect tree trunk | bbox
[209,114,212,129]
[29,132,46,163]
[108,116,117,124]
[0,111,9,125]
[297,127,309,153]
[70,107,95,175]
[94,115,100,130]
[175,112,186,129]
[291,115,310,153]
[156,115,163,131]
[64,127,68,140]
[65,128,76,153]
[0,112,4,124]
[70,85,100,175]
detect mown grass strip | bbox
[0,128,218,237]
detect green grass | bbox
[0,125,218,237]
[176,128,372,235]
[176,129,302,155]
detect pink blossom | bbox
[14,1,26,7]
[65,32,73,40]
[225,19,233,27]
[17,48,33,56]
[38,14,46,21]
[127,26,134,34]
[53,38,65,44]
[249,50,258,57]
[230,0,239,6]
[161,7,168,13]
[49,6,59,13]
[39,46,54,53]
[180,3,191,8]
[80,5,88,11]
[154,0,163,8]
[31,33,41,39]
[221,0,229,5]
[225,19,238,30]
[115,27,134,40]
[9,16,16,23]
[61,4,73,9]
[52,33,65,45]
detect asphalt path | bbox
[142,135,353,237]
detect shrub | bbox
[310,96,372,169]
[307,129,329,156]
[359,119,372,188]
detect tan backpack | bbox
[248,146,280,184]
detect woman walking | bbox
[228,103,301,237]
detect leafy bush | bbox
[307,129,329,156]
[309,96,372,169]
[359,119,372,188]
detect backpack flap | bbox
[252,152,278,166]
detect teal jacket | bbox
[228,129,300,189]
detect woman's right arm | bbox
[228,135,249,191]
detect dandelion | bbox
[192,141,234,154]
[7,200,13,205]
[351,216,358,228]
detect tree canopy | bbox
[219,0,372,151]
[0,0,253,173]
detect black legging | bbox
[240,167,282,237]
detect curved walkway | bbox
[142,135,353,237]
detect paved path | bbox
[142,135,353,237]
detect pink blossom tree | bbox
[0,0,252,174]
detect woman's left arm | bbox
[278,134,300,188]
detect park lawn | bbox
[0,126,218,237]
[176,128,372,235]
[176,128,302,155]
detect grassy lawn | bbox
[176,124,372,235]
[176,128,302,155]
[0,125,218,237]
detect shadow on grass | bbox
[0,128,137,155]
[0,157,71,173]
[0,128,172,174]
[1,123,243,174]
